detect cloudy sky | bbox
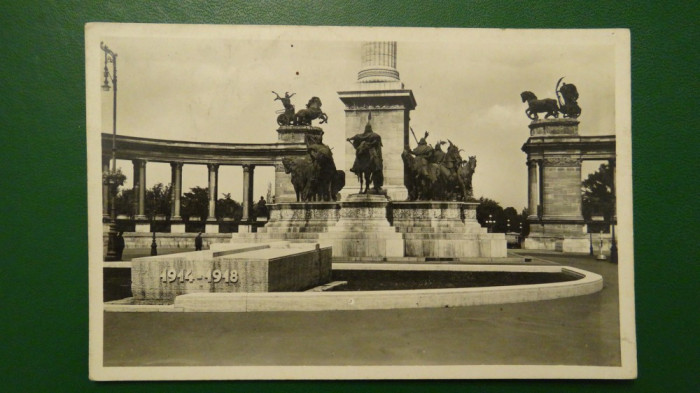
[92,25,623,209]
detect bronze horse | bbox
[294,96,328,126]
[520,91,559,120]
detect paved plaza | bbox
[103,251,620,367]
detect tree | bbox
[476,197,504,232]
[145,183,172,220]
[181,186,210,221]
[520,207,531,236]
[216,193,243,221]
[502,207,520,233]
[582,163,614,222]
[114,188,135,217]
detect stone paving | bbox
[103,251,621,367]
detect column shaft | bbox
[241,165,255,221]
[207,164,219,219]
[132,160,139,217]
[102,157,110,218]
[170,162,183,219]
[137,160,146,218]
[538,161,545,217]
[527,160,539,219]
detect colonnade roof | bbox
[522,135,616,161]
[102,133,307,166]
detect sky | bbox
[96,25,621,209]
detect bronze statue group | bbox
[402,129,477,201]
[276,93,478,202]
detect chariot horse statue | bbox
[294,96,328,126]
[521,78,581,120]
[520,91,559,120]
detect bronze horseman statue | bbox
[402,128,476,201]
[520,77,581,120]
[282,133,345,202]
[347,114,384,194]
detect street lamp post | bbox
[609,159,618,263]
[101,42,119,261]
[486,214,496,233]
[519,222,523,248]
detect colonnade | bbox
[102,156,256,233]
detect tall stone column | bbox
[137,160,147,219]
[132,160,139,218]
[527,159,539,220]
[133,159,150,232]
[102,156,110,220]
[169,162,185,233]
[205,164,219,233]
[338,41,416,201]
[240,164,255,233]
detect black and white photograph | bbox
[87,23,635,380]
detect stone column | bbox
[133,159,150,232]
[102,156,110,220]
[132,160,139,218]
[169,162,185,233]
[538,160,545,217]
[527,159,539,220]
[205,164,219,233]
[338,41,416,201]
[240,164,255,232]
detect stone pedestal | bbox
[134,220,150,233]
[237,224,253,233]
[170,220,186,234]
[205,220,219,234]
[318,194,403,258]
[274,126,324,203]
[525,221,589,253]
[338,42,416,202]
[392,202,507,258]
[276,125,323,143]
[231,202,340,243]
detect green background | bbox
[1,1,697,391]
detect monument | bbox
[234,41,506,260]
[338,42,416,201]
[520,79,614,253]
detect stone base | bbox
[276,125,324,143]
[131,242,332,301]
[205,221,219,234]
[523,235,590,254]
[134,221,150,232]
[559,238,591,253]
[392,202,507,258]
[231,202,340,243]
[170,222,186,233]
[318,194,403,258]
[524,220,589,253]
[237,224,253,233]
[120,232,232,249]
[528,118,579,136]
